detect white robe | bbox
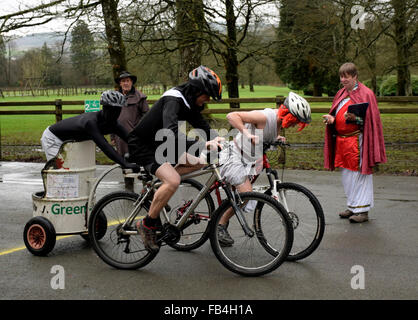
[341,168,374,213]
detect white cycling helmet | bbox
[284,92,311,124]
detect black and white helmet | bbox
[284,92,311,123]
[100,90,126,107]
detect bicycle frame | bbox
[119,163,255,238]
[209,148,291,213]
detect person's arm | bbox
[113,121,130,143]
[344,112,364,125]
[227,110,267,144]
[322,114,335,125]
[140,99,150,116]
[88,123,137,169]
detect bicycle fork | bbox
[222,184,255,237]
[266,169,289,212]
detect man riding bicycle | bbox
[127,66,224,252]
[217,92,312,246]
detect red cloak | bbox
[324,82,387,175]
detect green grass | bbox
[1,86,417,175]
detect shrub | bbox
[380,75,397,96]
[379,75,418,96]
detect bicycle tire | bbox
[89,191,157,270]
[167,179,215,251]
[210,192,293,276]
[266,182,325,261]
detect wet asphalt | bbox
[0,161,417,300]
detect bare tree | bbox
[0,0,127,84]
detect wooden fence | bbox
[0,96,417,122]
[0,86,164,98]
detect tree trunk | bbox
[225,0,240,108]
[392,0,412,96]
[101,0,127,85]
[313,82,323,97]
[176,0,204,81]
[249,69,254,92]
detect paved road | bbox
[0,161,417,300]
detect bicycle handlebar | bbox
[263,140,290,152]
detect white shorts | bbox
[219,143,261,186]
[41,127,63,161]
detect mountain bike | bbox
[88,163,294,276]
[170,141,325,261]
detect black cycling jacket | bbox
[128,88,217,162]
[48,108,131,167]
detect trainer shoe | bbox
[136,219,160,253]
[349,212,369,223]
[217,224,234,247]
[339,209,354,219]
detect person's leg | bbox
[41,127,63,161]
[174,152,205,176]
[137,162,180,252]
[348,172,373,223]
[339,168,355,218]
[219,178,252,225]
[148,162,181,219]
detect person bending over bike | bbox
[217,92,312,246]
[128,65,224,252]
[40,90,139,171]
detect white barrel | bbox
[32,140,96,234]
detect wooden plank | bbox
[0,110,83,115]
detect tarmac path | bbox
[0,161,417,300]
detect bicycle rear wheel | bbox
[210,192,293,276]
[166,179,215,251]
[268,183,325,261]
[89,191,157,269]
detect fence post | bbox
[55,99,63,123]
[0,119,2,161]
[275,95,285,108]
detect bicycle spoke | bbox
[89,192,156,270]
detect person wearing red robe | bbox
[323,62,386,223]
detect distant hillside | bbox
[11,32,70,52]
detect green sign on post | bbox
[84,100,100,113]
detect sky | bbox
[1,0,281,38]
[0,0,79,37]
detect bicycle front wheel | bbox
[210,192,293,277]
[89,191,157,270]
[166,179,215,251]
[269,183,325,261]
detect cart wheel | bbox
[82,211,107,242]
[23,217,56,256]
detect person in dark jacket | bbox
[40,90,139,171]
[128,65,224,252]
[111,71,149,157]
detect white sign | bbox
[46,174,79,198]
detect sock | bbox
[143,215,161,229]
